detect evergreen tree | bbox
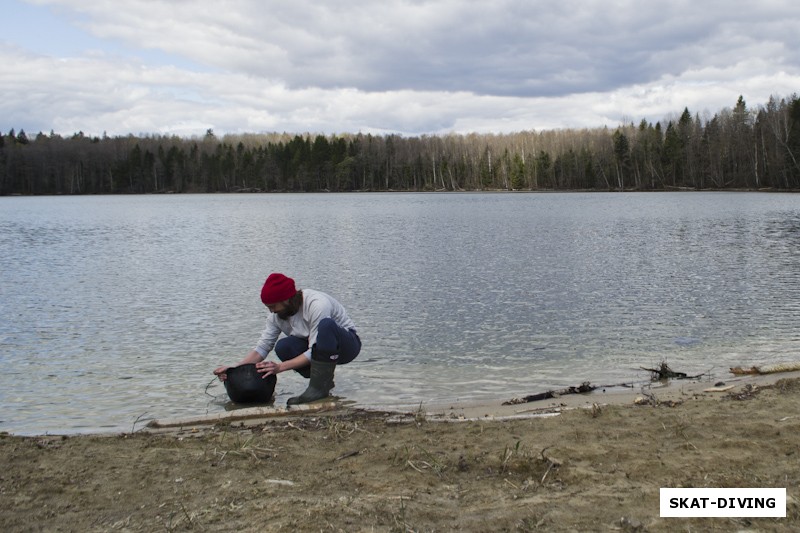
[786,94,800,186]
[612,129,630,190]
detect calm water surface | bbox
[1,192,799,435]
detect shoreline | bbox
[4,370,797,438]
[428,369,800,421]
[138,369,800,437]
[2,372,798,531]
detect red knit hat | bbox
[260,273,297,305]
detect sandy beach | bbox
[2,371,799,532]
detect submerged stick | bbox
[641,362,705,381]
[502,381,596,405]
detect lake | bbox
[1,191,799,435]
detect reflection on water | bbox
[1,192,799,434]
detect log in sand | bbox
[730,362,800,375]
[147,401,337,429]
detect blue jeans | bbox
[274,318,361,375]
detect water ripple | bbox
[2,192,800,434]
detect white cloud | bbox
[3,0,799,137]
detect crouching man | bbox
[214,273,361,405]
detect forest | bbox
[1,94,799,195]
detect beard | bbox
[276,303,300,320]
[275,291,302,320]
[276,309,293,320]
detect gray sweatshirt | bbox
[254,289,356,360]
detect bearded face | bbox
[268,291,302,320]
[276,306,296,320]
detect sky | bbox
[1,0,799,138]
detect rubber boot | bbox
[288,360,336,405]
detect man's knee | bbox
[315,318,342,350]
[275,337,308,361]
[318,317,337,335]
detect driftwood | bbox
[633,391,683,408]
[730,366,760,375]
[730,362,800,375]
[641,362,704,381]
[504,361,709,406]
[503,382,596,405]
[726,383,760,401]
[146,401,337,429]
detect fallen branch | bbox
[726,383,760,401]
[730,362,800,375]
[633,389,683,407]
[729,366,760,375]
[540,446,562,483]
[334,450,361,462]
[147,401,337,429]
[641,362,704,381]
[503,382,596,405]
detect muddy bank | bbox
[1,375,799,532]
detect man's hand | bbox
[213,366,230,381]
[256,360,282,377]
[214,350,264,381]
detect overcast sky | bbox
[2,0,799,138]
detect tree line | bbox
[1,94,799,196]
